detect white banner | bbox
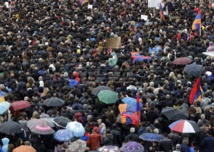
[148,0,162,8]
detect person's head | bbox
[32,111,40,119]
[182,137,189,145]
[97,118,102,125]
[130,127,135,133]
[175,144,181,150]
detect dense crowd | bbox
[0,0,214,151]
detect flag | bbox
[159,3,166,22]
[0,90,5,103]
[79,0,88,6]
[136,92,141,123]
[189,77,203,104]
[192,11,202,30]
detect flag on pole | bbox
[136,92,141,123]
[0,90,5,103]
[189,77,203,104]
[159,3,166,22]
[192,11,202,30]
[79,0,88,6]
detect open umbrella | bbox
[122,97,143,108]
[0,120,22,135]
[139,133,164,142]
[0,101,10,114]
[120,141,144,152]
[98,146,120,152]
[53,116,71,128]
[202,51,214,57]
[161,107,188,121]
[30,122,55,135]
[65,139,86,152]
[97,90,118,104]
[41,118,55,127]
[172,57,192,65]
[184,63,203,77]
[54,129,74,142]
[169,120,200,133]
[43,97,65,107]
[13,145,36,152]
[92,86,113,96]
[10,100,31,111]
[66,121,85,137]
[27,119,50,129]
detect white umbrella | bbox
[202,52,214,57]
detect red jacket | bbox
[87,127,102,150]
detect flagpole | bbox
[199,27,201,37]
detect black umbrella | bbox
[0,120,22,135]
[92,86,113,96]
[161,107,188,121]
[43,97,65,107]
[53,116,71,128]
[184,63,203,77]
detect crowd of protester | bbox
[0,0,214,151]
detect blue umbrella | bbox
[122,97,143,108]
[0,102,10,114]
[66,121,85,137]
[54,129,74,142]
[139,133,164,142]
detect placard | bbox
[88,4,93,9]
[148,0,162,8]
[106,37,121,49]
[141,15,148,21]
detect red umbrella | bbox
[10,100,31,111]
[172,57,192,65]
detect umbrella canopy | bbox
[202,51,214,57]
[41,118,55,127]
[65,139,86,152]
[53,116,71,128]
[98,146,120,152]
[92,86,113,96]
[97,90,118,104]
[54,129,74,142]
[27,119,50,129]
[66,121,85,137]
[122,97,143,108]
[139,133,164,142]
[43,97,65,107]
[184,63,203,77]
[120,141,144,152]
[0,120,22,135]
[10,100,31,111]
[169,120,200,133]
[30,122,55,135]
[161,107,188,121]
[13,145,36,152]
[0,101,10,114]
[172,57,192,65]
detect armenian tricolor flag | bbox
[0,90,5,103]
[192,11,202,30]
[189,77,203,104]
[159,3,166,22]
[79,0,88,6]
